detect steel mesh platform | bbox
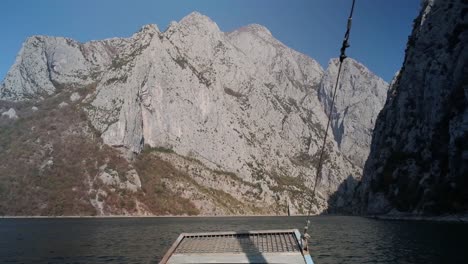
[160,229,313,264]
[175,232,301,254]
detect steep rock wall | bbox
[361,0,468,215]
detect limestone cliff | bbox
[0,12,387,215]
[360,0,468,215]
[319,58,388,168]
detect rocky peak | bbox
[166,12,221,36]
[136,24,160,34]
[227,23,324,104]
[319,58,388,168]
[227,23,283,49]
[181,12,218,27]
[132,24,160,41]
[235,24,273,39]
[0,34,96,101]
[0,12,389,215]
[162,12,225,70]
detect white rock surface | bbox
[319,58,388,167]
[98,166,141,192]
[58,102,68,108]
[0,12,387,213]
[70,92,81,102]
[1,108,18,119]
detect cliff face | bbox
[0,12,386,216]
[361,0,468,215]
[319,59,388,168]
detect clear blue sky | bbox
[1,0,420,82]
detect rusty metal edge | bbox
[159,233,187,264]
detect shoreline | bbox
[0,214,309,219]
[367,214,468,223]
[1,214,467,223]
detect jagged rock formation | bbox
[0,12,387,215]
[360,0,468,215]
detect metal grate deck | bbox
[160,229,313,264]
[175,232,301,254]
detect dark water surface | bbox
[1,216,467,263]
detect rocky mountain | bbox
[360,0,468,215]
[319,58,388,168]
[0,12,387,216]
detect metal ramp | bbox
[160,229,314,264]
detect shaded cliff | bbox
[360,0,468,215]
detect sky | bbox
[0,0,420,82]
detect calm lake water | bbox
[0,216,467,263]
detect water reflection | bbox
[0,216,467,263]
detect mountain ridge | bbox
[0,12,388,216]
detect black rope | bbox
[301,0,356,249]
